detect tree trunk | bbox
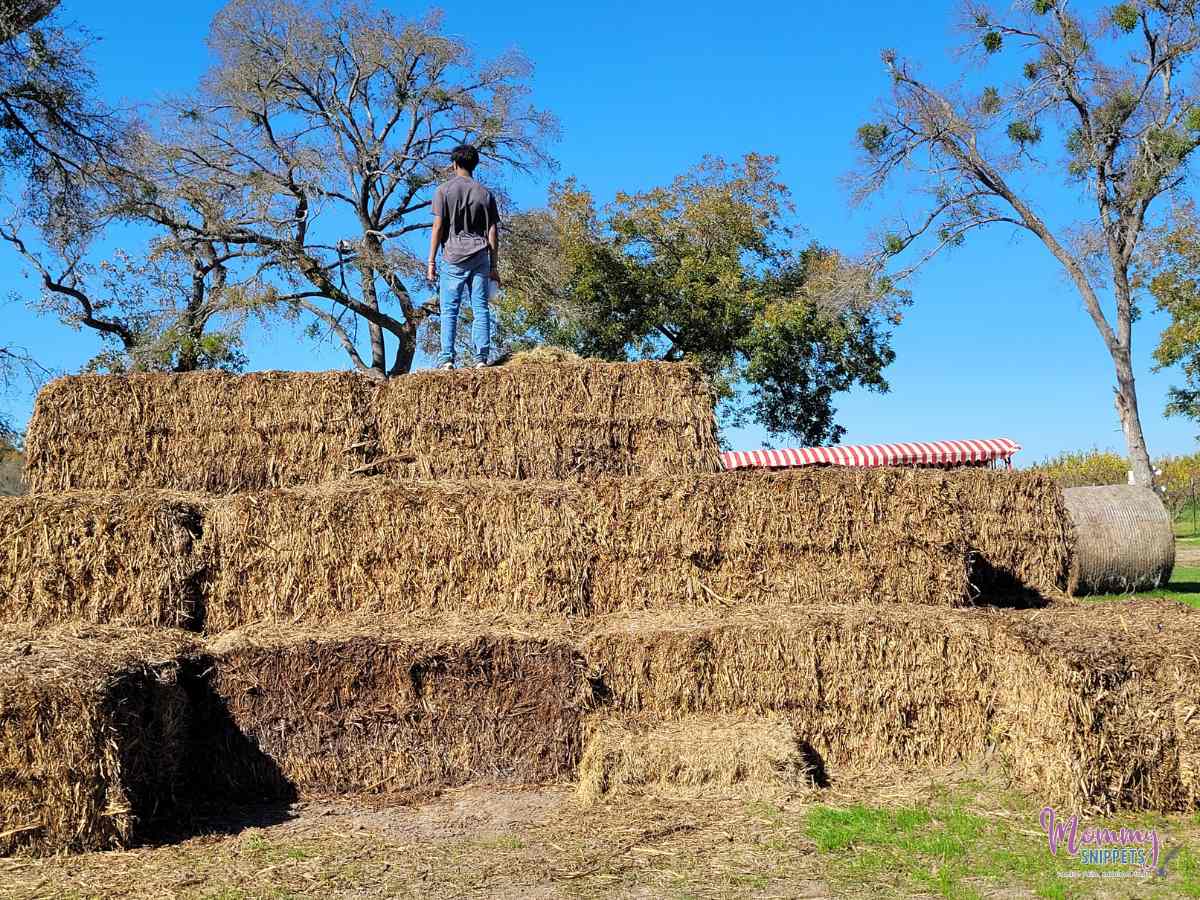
[358,264,387,375]
[1112,349,1155,486]
[174,265,206,373]
[389,328,416,377]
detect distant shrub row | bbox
[1031,448,1200,515]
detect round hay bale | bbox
[1063,485,1175,595]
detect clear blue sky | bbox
[2,0,1197,464]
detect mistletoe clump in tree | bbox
[854,0,1200,485]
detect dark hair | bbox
[450,144,480,173]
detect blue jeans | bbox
[438,253,491,366]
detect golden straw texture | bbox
[24,361,721,491]
[198,470,975,632]
[0,625,200,856]
[0,492,207,629]
[24,371,376,494]
[576,713,814,803]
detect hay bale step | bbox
[0,625,200,856]
[25,371,377,494]
[582,602,1200,812]
[197,625,589,798]
[1062,485,1175,595]
[0,471,986,632]
[198,471,975,631]
[576,713,816,803]
[24,362,721,492]
[0,492,207,629]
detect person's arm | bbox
[427,186,446,283]
[427,214,444,283]
[487,194,501,284]
[487,222,500,284]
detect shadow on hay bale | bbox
[193,624,592,798]
[0,626,297,857]
[1062,485,1175,595]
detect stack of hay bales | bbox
[581,602,1200,810]
[1,358,1197,856]
[24,364,721,491]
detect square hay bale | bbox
[199,470,974,632]
[994,601,1200,812]
[0,492,207,629]
[24,362,722,493]
[583,602,1200,812]
[576,713,815,804]
[196,624,590,798]
[373,360,721,480]
[582,606,1002,771]
[24,371,376,494]
[942,469,1073,597]
[0,625,199,856]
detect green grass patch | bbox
[800,792,1200,899]
[1087,564,1200,608]
[469,834,527,850]
[1176,502,1200,539]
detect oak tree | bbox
[129,0,555,378]
[499,156,903,444]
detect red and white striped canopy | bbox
[721,438,1021,471]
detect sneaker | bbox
[437,362,454,371]
[473,350,510,369]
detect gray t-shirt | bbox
[432,175,500,265]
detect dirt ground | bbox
[2,769,1196,900]
[0,785,831,900]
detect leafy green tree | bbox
[499,156,904,445]
[1150,202,1200,422]
[853,1,1200,486]
[0,0,115,223]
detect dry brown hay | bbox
[0,491,207,629]
[371,359,721,480]
[0,625,199,856]
[582,605,1004,770]
[995,600,1200,812]
[941,469,1073,597]
[196,623,591,798]
[501,346,583,366]
[576,713,816,804]
[199,470,975,633]
[25,361,721,490]
[1062,485,1175,595]
[24,371,376,494]
[582,601,1200,812]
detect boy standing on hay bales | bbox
[427,144,501,370]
